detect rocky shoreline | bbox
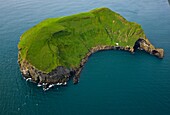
[18,38,164,91]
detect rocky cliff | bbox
[134,38,164,58]
[18,8,164,90]
[18,37,164,90]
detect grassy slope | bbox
[18,8,146,73]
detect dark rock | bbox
[133,38,164,58]
[18,40,164,90]
[73,76,79,84]
[152,48,164,58]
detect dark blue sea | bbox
[0,0,170,115]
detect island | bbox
[18,8,164,90]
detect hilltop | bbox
[18,8,164,90]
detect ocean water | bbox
[0,0,170,114]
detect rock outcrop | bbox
[18,44,133,90]
[18,58,71,90]
[18,8,164,91]
[18,37,164,90]
[133,38,164,58]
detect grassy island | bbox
[18,8,147,73]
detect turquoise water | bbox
[0,0,170,114]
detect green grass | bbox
[18,7,146,73]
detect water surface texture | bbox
[0,0,170,115]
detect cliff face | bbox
[18,57,71,89]
[18,7,164,90]
[18,38,164,90]
[134,38,164,58]
[18,45,133,89]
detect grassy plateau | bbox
[18,8,146,73]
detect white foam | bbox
[43,84,55,91]
[42,83,47,85]
[26,78,31,81]
[37,83,42,87]
[43,87,49,91]
[57,83,62,85]
[48,84,54,88]
[63,82,67,85]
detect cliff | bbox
[18,7,164,90]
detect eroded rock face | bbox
[72,45,134,83]
[18,59,71,90]
[18,38,164,90]
[133,38,164,58]
[18,45,133,90]
[152,49,164,58]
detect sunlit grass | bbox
[18,7,146,73]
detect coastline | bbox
[18,38,164,91]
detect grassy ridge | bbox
[18,8,146,72]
